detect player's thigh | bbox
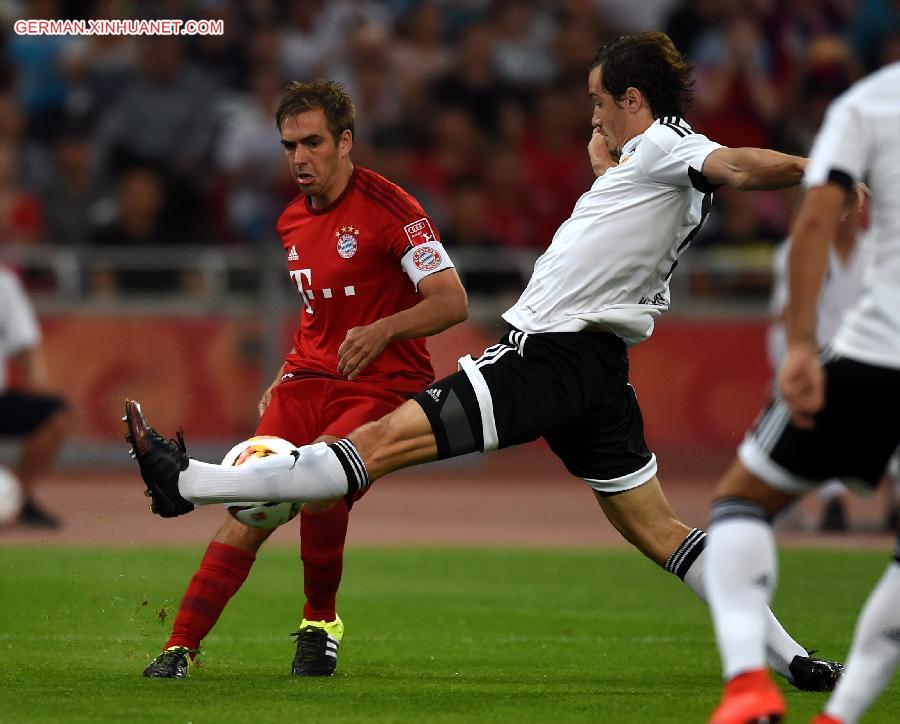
[320,381,409,439]
[254,377,332,444]
[413,330,597,460]
[320,381,411,503]
[545,375,656,494]
[739,356,900,496]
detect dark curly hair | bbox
[274,79,355,141]
[590,32,694,119]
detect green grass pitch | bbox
[1,545,897,722]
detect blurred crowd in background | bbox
[0,0,899,297]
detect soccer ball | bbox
[221,436,301,529]
[0,465,24,526]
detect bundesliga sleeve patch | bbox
[404,217,437,245]
[401,240,454,289]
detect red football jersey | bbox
[276,167,448,395]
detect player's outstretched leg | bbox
[124,400,193,517]
[592,476,841,694]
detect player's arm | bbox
[258,346,296,417]
[777,183,847,427]
[337,269,468,380]
[701,147,807,190]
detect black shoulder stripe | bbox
[661,120,689,138]
[826,168,855,191]
[688,166,721,193]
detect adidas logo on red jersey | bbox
[287,245,299,261]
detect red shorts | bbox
[255,375,412,504]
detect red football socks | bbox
[166,541,256,650]
[300,499,350,622]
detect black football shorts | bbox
[739,354,900,493]
[0,390,67,436]
[413,327,656,494]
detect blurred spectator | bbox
[439,177,524,295]
[875,26,900,65]
[371,125,444,227]
[37,125,99,248]
[95,36,218,239]
[691,186,782,297]
[847,0,900,72]
[482,145,537,250]
[0,139,42,245]
[780,35,858,156]
[412,106,485,220]
[326,23,404,146]
[429,21,518,134]
[391,2,453,103]
[62,1,138,124]
[690,2,782,149]
[185,1,250,90]
[4,0,76,141]
[665,0,726,56]
[277,1,391,81]
[0,264,67,529]
[552,15,603,85]
[89,165,177,293]
[596,0,681,32]
[217,68,291,244]
[519,84,594,246]
[0,91,45,189]
[489,0,557,87]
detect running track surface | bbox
[0,445,894,549]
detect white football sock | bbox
[673,530,804,681]
[178,442,349,504]
[825,561,900,724]
[707,507,777,680]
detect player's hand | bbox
[258,381,277,417]
[778,343,825,429]
[589,127,618,177]
[338,321,391,380]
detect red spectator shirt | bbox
[277,167,451,395]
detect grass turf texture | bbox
[1,546,897,723]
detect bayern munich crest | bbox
[413,245,441,271]
[335,226,360,258]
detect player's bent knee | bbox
[213,513,274,552]
[713,459,797,516]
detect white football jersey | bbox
[503,117,722,344]
[803,61,900,370]
[0,266,40,392]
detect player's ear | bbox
[339,129,353,157]
[624,86,645,113]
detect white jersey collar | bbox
[620,133,643,160]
